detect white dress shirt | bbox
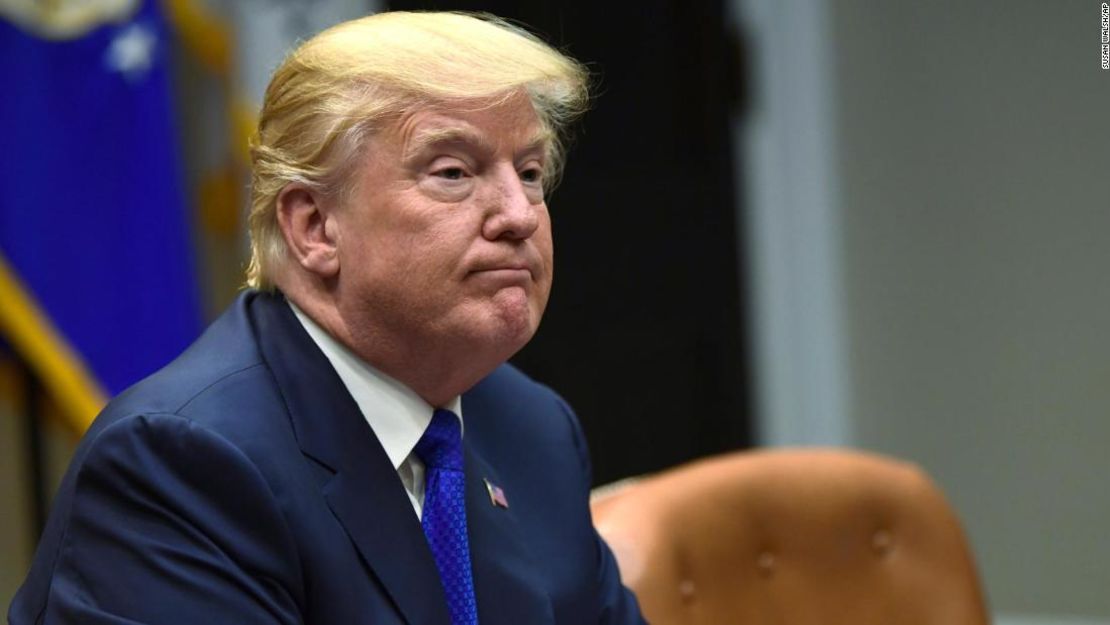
[289,301,463,519]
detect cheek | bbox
[380,225,473,295]
[537,216,555,277]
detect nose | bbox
[481,165,540,241]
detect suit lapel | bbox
[250,293,451,625]
[322,466,450,625]
[465,447,556,625]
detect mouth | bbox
[468,267,534,285]
[468,255,538,276]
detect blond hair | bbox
[246,11,590,290]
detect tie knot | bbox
[415,409,463,471]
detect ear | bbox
[276,183,340,279]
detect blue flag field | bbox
[0,0,202,431]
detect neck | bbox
[281,283,503,407]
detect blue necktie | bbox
[415,409,479,625]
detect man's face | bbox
[331,94,554,363]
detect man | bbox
[10,11,645,625]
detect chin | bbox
[478,291,541,352]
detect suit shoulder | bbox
[470,363,563,405]
[464,364,583,451]
[108,294,263,410]
[83,295,299,462]
[465,364,577,428]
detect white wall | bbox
[738,0,1110,619]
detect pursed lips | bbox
[466,259,539,282]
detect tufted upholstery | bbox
[591,449,989,625]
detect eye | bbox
[519,166,543,184]
[435,166,467,181]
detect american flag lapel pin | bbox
[483,478,509,509]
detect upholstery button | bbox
[872,530,894,556]
[757,551,776,577]
[678,579,696,602]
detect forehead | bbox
[391,96,552,158]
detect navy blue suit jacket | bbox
[10,291,644,625]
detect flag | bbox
[484,478,510,509]
[0,0,202,432]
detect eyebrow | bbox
[402,126,554,164]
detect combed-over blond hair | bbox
[245,11,590,290]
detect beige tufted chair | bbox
[591,449,989,625]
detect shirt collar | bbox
[288,300,463,470]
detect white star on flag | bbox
[105,23,156,82]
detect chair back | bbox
[591,449,990,625]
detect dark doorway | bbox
[388,0,751,485]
